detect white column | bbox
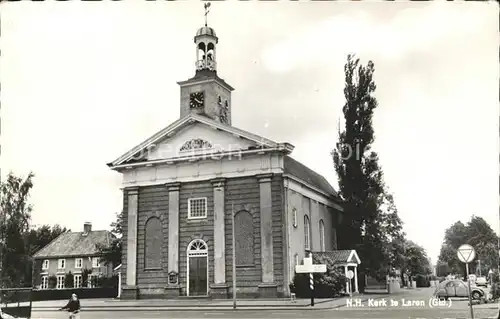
[118,272,122,298]
[354,266,359,293]
[126,187,138,286]
[211,178,226,284]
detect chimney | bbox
[83,222,92,233]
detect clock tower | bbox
[178,4,234,125]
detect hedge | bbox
[1,287,118,303]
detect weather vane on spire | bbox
[204,2,211,27]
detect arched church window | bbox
[234,210,254,266]
[304,215,311,251]
[319,219,325,252]
[144,217,162,269]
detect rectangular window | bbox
[74,275,82,288]
[75,258,82,269]
[41,276,48,289]
[42,260,49,270]
[92,257,100,268]
[188,197,207,219]
[57,259,65,269]
[56,275,65,289]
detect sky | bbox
[1,1,498,264]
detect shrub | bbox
[48,275,57,289]
[415,274,430,287]
[289,254,346,298]
[95,275,118,288]
[64,272,74,288]
[82,268,92,288]
[490,271,500,300]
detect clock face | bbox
[189,91,204,108]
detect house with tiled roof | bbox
[32,222,114,290]
[107,5,360,300]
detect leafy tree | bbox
[95,211,123,268]
[24,224,69,256]
[23,224,68,285]
[404,240,431,276]
[332,54,405,281]
[0,172,34,287]
[438,216,498,277]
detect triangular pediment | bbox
[108,114,292,168]
[146,122,258,161]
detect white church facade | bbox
[108,11,359,299]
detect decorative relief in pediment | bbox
[179,138,213,152]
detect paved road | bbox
[31,307,500,319]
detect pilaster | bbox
[125,187,138,288]
[166,182,181,296]
[257,173,276,290]
[211,178,227,285]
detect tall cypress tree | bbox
[332,54,388,280]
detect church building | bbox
[108,9,359,299]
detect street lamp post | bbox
[231,202,237,309]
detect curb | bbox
[31,295,392,312]
[31,306,323,312]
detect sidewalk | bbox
[29,293,396,311]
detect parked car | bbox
[434,279,485,300]
[476,276,488,287]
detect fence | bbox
[1,287,33,319]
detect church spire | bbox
[194,2,218,73]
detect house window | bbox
[92,257,100,268]
[74,275,82,288]
[58,259,66,269]
[304,215,311,251]
[144,217,162,269]
[188,198,207,219]
[75,258,82,269]
[42,260,49,270]
[41,276,48,289]
[234,210,254,266]
[292,208,297,228]
[56,275,65,289]
[319,219,325,252]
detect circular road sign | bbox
[457,244,476,263]
[346,270,354,279]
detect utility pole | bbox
[231,202,236,309]
[478,260,482,277]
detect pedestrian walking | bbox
[58,293,80,319]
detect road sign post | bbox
[295,254,327,307]
[457,244,476,319]
[346,270,354,296]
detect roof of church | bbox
[180,69,234,91]
[283,155,339,198]
[33,230,113,259]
